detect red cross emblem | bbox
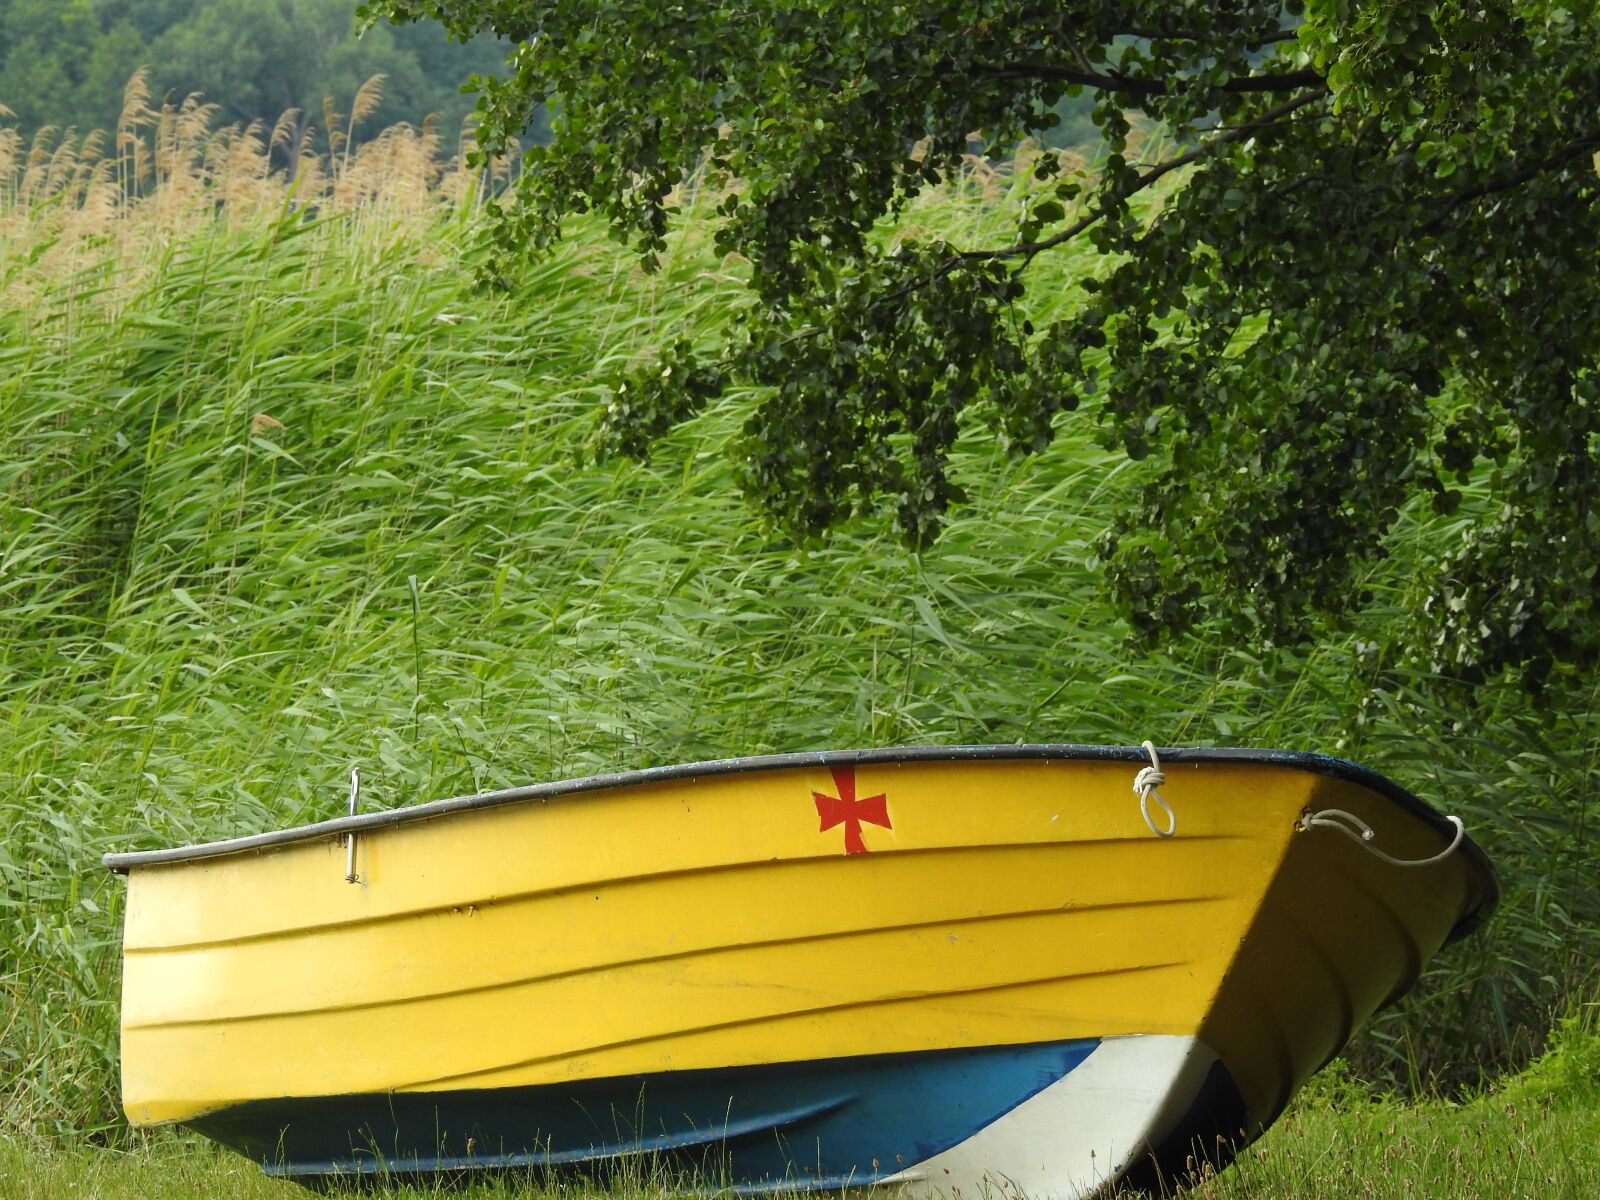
[812,764,890,855]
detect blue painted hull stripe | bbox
[190,1038,1103,1186]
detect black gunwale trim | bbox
[102,743,1497,939]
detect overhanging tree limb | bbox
[1422,129,1600,232]
[367,0,1600,695]
[1120,27,1301,48]
[850,88,1330,322]
[971,64,1323,95]
[962,88,1329,265]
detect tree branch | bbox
[1422,131,1600,233]
[800,86,1330,337]
[1119,27,1301,49]
[963,88,1329,264]
[973,64,1321,96]
[775,89,1331,349]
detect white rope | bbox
[1134,740,1176,838]
[1296,807,1466,868]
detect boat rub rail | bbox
[102,743,1497,940]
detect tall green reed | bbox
[0,138,1594,1141]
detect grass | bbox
[3,1106,1597,1200]
[1200,1094,1600,1199]
[1186,1009,1600,1198]
[4,1074,1598,1200]
[1,76,1597,1153]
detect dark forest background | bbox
[0,0,507,141]
[1,2,1105,153]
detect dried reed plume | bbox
[1,70,488,309]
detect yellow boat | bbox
[105,745,1494,1196]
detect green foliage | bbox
[1,181,1595,1140]
[1188,1086,1600,1198]
[0,0,143,132]
[366,0,1600,694]
[0,0,508,140]
[1495,998,1600,1109]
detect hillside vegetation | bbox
[1,90,1596,1141]
[0,1,509,140]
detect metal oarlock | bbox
[345,768,361,884]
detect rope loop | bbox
[1296,807,1465,868]
[1134,740,1176,838]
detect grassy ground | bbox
[4,1090,1598,1200]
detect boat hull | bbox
[186,1035,1237,1196]
[107,746,1494,1196]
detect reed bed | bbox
[1,79,1596,1143]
